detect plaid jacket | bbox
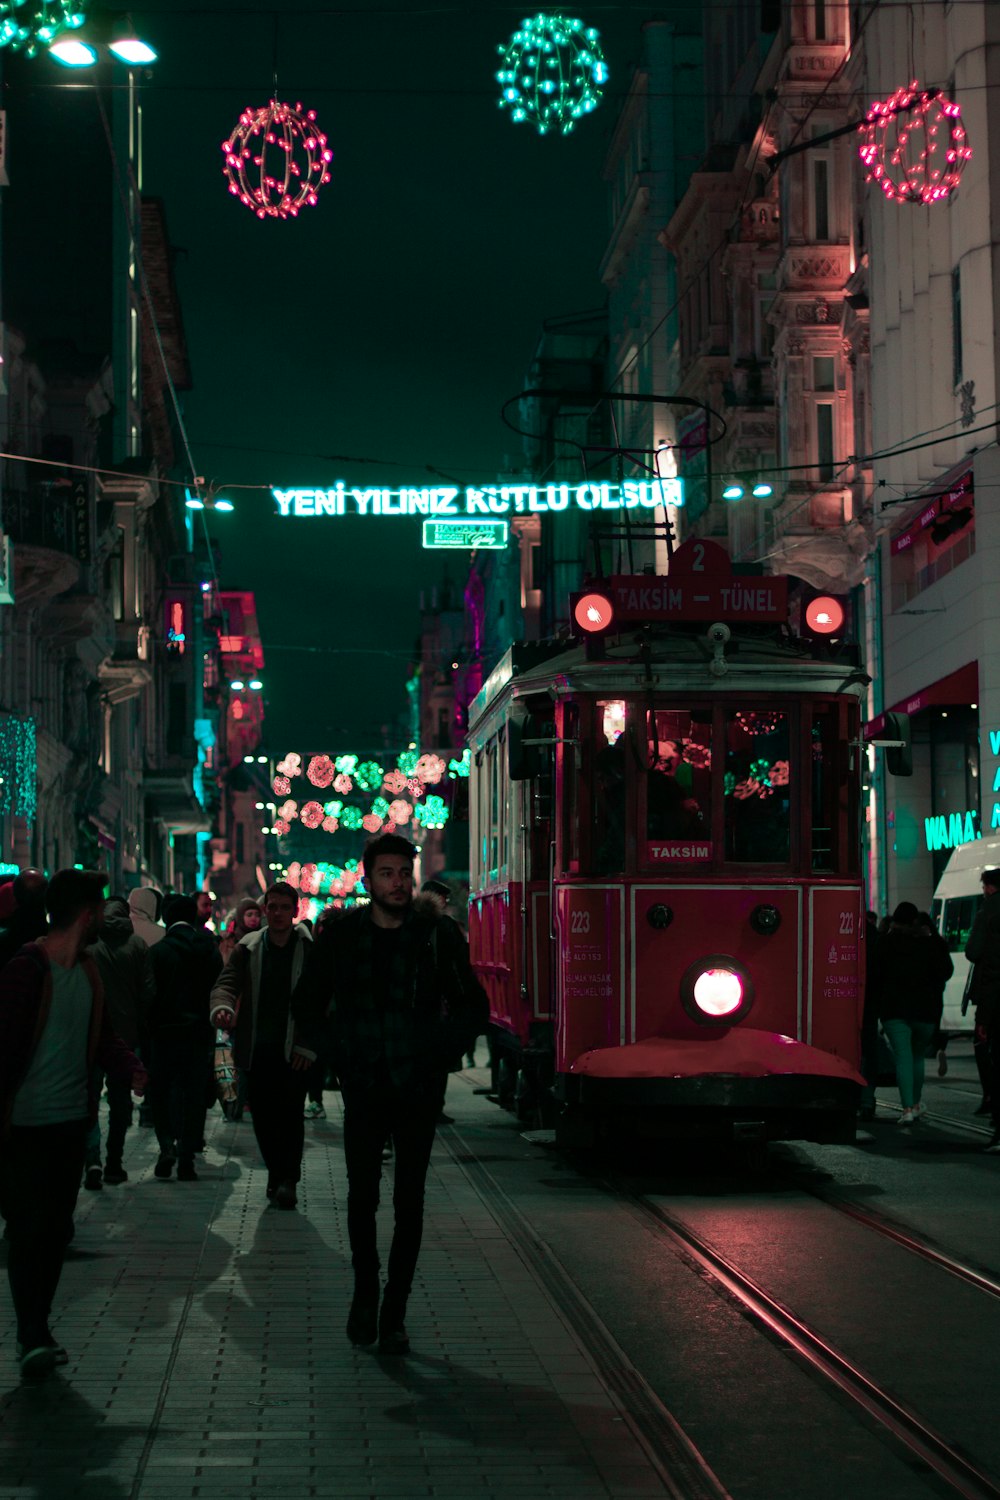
[291,905,488,1092]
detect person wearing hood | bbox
[148,895,223,1182]
[81,899,156,1188]
[220,896,262,963]
[873,900,953,1126]
[0,870,49,973]
[209,882,315,1210]
[128,887,165,949]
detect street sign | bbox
[422,520,509,550]
[597,539,789,624]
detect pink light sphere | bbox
[859,82,972,205]
[222,98,333,220]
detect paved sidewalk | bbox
[0,1079,672,1499]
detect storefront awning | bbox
[866,661,978,738]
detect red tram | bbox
[467,540,869,1148]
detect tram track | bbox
[439,1123,736,1500]
[611,1182,1000,1500]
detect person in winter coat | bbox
[209,883,314,1209]
[0,870,49,973]
[219,896,262,963]
[148,895,223,1182]
[128,886,165,948]
[82,898,156,1188]
[873,900,953,1126]
[291,833,488,1355]
[0,869,145,1377]
[965,867,1000,1150]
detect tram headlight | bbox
[680,955,754,1024]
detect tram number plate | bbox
[645,840,713,862]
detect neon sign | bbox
[272,478,684,519]
[422,520,509,550]
[924,809,980,853]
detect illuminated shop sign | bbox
[924,809,980,852]
[272,478,684,519]
[422,520,509,550]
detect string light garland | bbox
[496,12,607,136]
[0,715,37,825]
[859,82,972,205]
[221,97,333,220]
[0,0,86,55]
[272,747,454,841]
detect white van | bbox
[930,835,1000,1030]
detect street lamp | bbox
[185,488,234,513]
[48,8,157,66]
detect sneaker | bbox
[19,1344,57,1378]
[346,1297,378,1346]
[303,1101,326,1120]
[17,1335,67,1367]
[84,1165,103,1191]
[937,1049,948,1077]
[984,1134,1000,1154]
[897,1108,916,1126]
[176,1159,198,1182]
[912,1102,927,1119]
[103,1165,127,1186]
[154,1153,175,1180]
[273,1180,297,1210]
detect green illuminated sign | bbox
[422,520,509,550]
[924,808,980,852]
[273,478,684,519]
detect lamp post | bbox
[48,8,156,66]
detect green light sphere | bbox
[496,12,608,136]
[0,0,87,55]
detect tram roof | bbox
[466,632,867,737]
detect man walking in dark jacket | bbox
[966,868,1000,1150]
[83,897,155,1188]
[292,834,488,1354]
[210,882,315,1209]
[148,896,223,1182]
[0,869,144,1377]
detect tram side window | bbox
[646,709,712,846]
[594,699,627,874]
[489,740,500,881]
[810,704,838,871]
[724,710,791,863]
[942,895,982,953]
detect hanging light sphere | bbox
[221,98,333,220]
[0,0,86,55]
[858,81,972,205]
[496,12,608,136]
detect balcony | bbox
[5,484,84,607]
[144,769,211,835]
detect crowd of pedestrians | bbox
[0,836,486,1378]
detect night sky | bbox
[135,3,660,752]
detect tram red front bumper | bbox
[567,1028,863,1085]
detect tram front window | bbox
[725,710,791,863]
[645,710,712,851]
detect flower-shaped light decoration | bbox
[272,774,291,796]
[415,753,447,785]
[322,815,339,833]
[340,806,364,831]
[0,0,86,55]
[389,799,412,824]
[414,795,449,830]
[274,818,291,836]
[277,799,299,822]
[383,769,408,795]
[333,773,353,794]
[362,812,381,833]
[735,711,783,739]
[222,98,333,220]
[300,800,325,830]
[496,12,608,136]
[859,82,972,205]
[306,754,335,788]
[276,753,302,778]
[355,760,384,792]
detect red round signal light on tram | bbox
[804,596,845,636]
[692,967,744,1019]
[574,591,614,635]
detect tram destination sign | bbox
[601,539,788,624]
[272,478,683,520]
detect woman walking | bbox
[874,901,953,1125]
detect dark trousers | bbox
[149,1030,211,1162]
[342,1077,445,1310]
[1,1119,87,1345]
[84,1068,133,1169]
[246,1049,308,1183]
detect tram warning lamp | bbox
[799,592,849,644]
[571,588,615,658]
